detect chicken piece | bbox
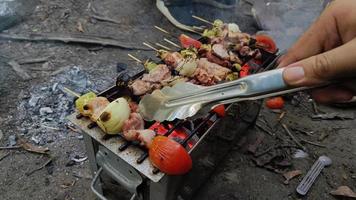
[142,64,171,83]
[137,129,156,148]
[197,58,231,82]
[122,130,140,141]
[212,44,229,59]
[130,79,152,96]
[122,113,144,133]
[227,32,250,44]
[83,97,110,121]
[163,52,184,69]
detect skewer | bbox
[63,87,81,98]
[128,53,143,64]
[154,25,171,35]
[192,15,213,25]
[163,38,180,48]
[143,42,159,52]
[155,42,172,51]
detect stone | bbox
[40,107,53,115]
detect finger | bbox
[283,37,356,86]
[278,3,342,67]
[311,86,354,104]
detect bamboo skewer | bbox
[155,42,172,51]
[163,38,180,48]
[192,15,213,25]
[143,42,159,52]
[63,87,81,98]
[128,53,143,64]
[154,25,171,35]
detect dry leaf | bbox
[330,186,356,198]
[61,180,76,189]
[19,139,49,154]
[283,170,302,184]
[77,21,84,32]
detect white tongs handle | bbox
[165,68,311,107]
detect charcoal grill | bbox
[67,50,277,200]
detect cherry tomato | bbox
[179,34,202,49]
[265,97,285,109]
[149,136,192,175]
[212,104,226,117]
[255,34,277,53]
[239,64,250,77]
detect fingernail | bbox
[283,66,305,85]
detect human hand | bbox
[278,0,356,104]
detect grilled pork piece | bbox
[197,58,231,82]
[82,97,110,121]
[129,102,139,113]
[193,67,215,86]
[212,44,229,59]
[122,113,145,133]
[130,80,152,96]
[162,52,184,69]
[206,51,231,68]
[122,129,156,149]
[141,64,171,83]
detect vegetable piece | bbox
[255,34,277,53]
[75,92,97,114]
[213,19,224,28]
[179,61,197,77]
[228,23,240,33]
[83,97,110,121]
[97,98,131,134]
[180,48,198,59]
[179,34,202,49]
[226,72,239,81]
[212,104,226,117]
[265,97,285,109]
[239,64,250,77]
[149,136,192,175]
[157,50,169,60]
[233,63,242,71]
[144,60,158,72]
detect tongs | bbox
[139,68,313,122]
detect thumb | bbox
[282,38,356,87]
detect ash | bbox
[16,66,111,145]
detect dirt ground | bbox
[0,0,356,200]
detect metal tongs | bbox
[139,68,312,121]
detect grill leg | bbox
[83,133,104,195]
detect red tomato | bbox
[179,34,202,49]
[212,104,226,117]
[255,34,277,53]
[265,97,285,109]
[240,64,250,77]
[149,136,192,175]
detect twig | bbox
[67,124,80,133]
[7,60,31,80]
[155,42,172,51]
[255,122,274,136]
[0,146,21,150]
[278,111,286,122]
[91,14,121,24]
[41,124,60,131]
[192,15,213,25]
[163,38,180,48]
[281,123,307,151]
[0,152,10,161]
[0,33,148,50]
[17,56,50,65]
[25,157,53,176]
[255,144,298,157]
[300,138,327,148]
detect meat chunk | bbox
[193,67,215,86]
[206,51,231,68]
[137,129,156,148]
[197,58,231,82]
[83,97,110,121]
[128,102,139,113]
[122,113,144,133]
[142,64,171,83]
[163,52,184,69]
[239,46,251,57]
[130,79,152,96]
[212,44,229,59]
[229,51,242,64]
